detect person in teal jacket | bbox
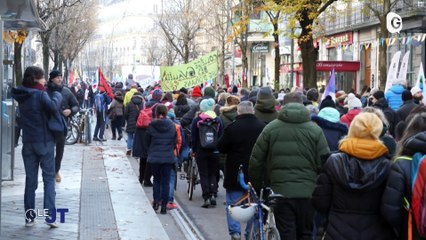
[385,84,405,111]
[249,100,330,239]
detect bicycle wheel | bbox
[248,220,261,240]
[266,226,280,240]
[65,123,80,145]
[186,158,193,194]
[188,164,195,200]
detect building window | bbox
[327,48,337,61]
[343,47,353,61]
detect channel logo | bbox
[386,12,402,34]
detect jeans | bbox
[22,142,56,218]
[275,198,315,240]
[168,167,176,203]
[111,116,123,138]
[151,163,173,208]
[55,132,65,173]
[127,132,134,150]
[196,151,219,200]
[226,190,251,236]
[93,112,106,139]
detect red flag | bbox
[69,70,74,87]
[98,68,115,99]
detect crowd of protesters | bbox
[13,67,426,239]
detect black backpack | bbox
[198,118,220,149]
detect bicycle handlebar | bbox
[238,165,249,191]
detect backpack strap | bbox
[393,156,413,163]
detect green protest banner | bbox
[161,51,218,91]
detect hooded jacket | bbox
[249,103,330,198]
[109,94,124,117]
[382,131,426,240]
[396,99,417,122]
[340,108,361,127]
[254,95,278,124]
[124,94,144,133]
[12,86,62,143]
[145,118,177,164]
[311,115,348,152]
[219,105,238,129]
[385,85,405,111]
[312,140,393,240]
[124,88,138,107]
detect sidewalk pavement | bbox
[1,138,170,240]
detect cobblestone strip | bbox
[79,147,119,240]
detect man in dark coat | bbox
[47,70,79,183]
[372,90,399,137]
[217,101,266,240]
[396,90,417,122]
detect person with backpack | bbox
[382,113,426,240]
[93,90,111,141]
[145,104,179,214]
[108,91,124,140]
[124,91,144,156]
[312,112,394,240]
[191,98,224,208]
[134,89,162,186]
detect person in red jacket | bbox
[340,93,362,127]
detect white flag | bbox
[397,51,410,85]
[415,62,425,88]
[385,51,401,92]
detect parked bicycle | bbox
[65,108,93,145]
[228,165,283,240]
[178,125,200,200]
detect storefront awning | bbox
[280,61,360,73]
[0,0,46,31]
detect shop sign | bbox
[316,61,360,71]
[252,42,269,53]
[325,32,353,48]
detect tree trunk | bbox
[41,33,50,80]
[298,13,318,89]
[14,42,23,86]
[378,5,390,90]
[273,31,280,92]
[53,51,59,70]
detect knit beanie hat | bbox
[49,70,62,81]
[204,86,216,99]
[318,107,341,123]
[347,93,362,110]
[411,86,422,96]
[373,90,385,100]
[257,87,273,100]
[179,87,188,95]
[335,90,347,103]
[319,95,336,110]
[200,98,215,112]
[283,92,303,105]
[348,112,383,140]
[402,89,413,101]
[192,86,202,98]
[152,89,163,101]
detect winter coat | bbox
[174,104,190,118]
[219,105,238,129]
[374,98,399,137]
[12,86,62,143]
[311,115,348,152]
[124,94,144,133]
[47,82,79,119]
[386,84,405,111]
[249,103,330,198]
[109,95,124,117]
[312,139,393,240]
[181,97,220,128]
[340,108,361,127]
[124,88,137,107]
[396,100,417,122]
[132,100,159,158]
[145,118,177,164]
[217,114,266,191]
[382,132,426,240]
[190,112,224,153]
[254,96,278,124]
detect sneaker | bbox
[47,222,59,228]
[55,172,61,182]
[210,196,217,206]
[160,206,167,214]
[98,138,107,142]
[201,198,211,208]
[112,136,116,140]
[152,203,159,211]
[118,135,123,140]
[25,220,36,227]
[167,202,177,210]
[93,137,100,141]
[231,233,241,240]
[143,181,153,187]
[126,150,132,156]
